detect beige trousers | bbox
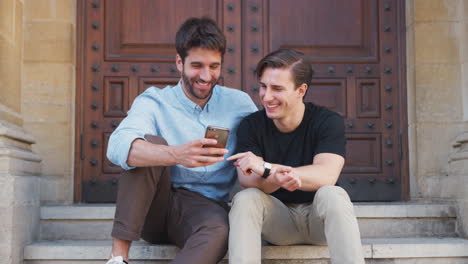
[228,186,365,264]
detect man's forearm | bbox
[237,168,281,194]
[292,164,339,191]
[126,139,178,167]
[293,153,344,191]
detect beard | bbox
[181,70,218,100]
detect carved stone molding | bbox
[0,121,41,176]
[450,132,468,164]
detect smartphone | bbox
[204,126,230,155]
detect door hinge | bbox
[80,133,85,160]
[398,132,403,161]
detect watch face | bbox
[264,162,272,169]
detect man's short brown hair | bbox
[255,49,312,93]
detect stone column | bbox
[0,0,42,263]
[451,0,468,238]
[407,0,466,199]
[407,0,468,238]
[22,0,76,203]
[449,133,468,237]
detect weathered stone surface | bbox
[40,220,113,240]
[40,203,458,220]
[0,0,15,38]
[24,238,468,262]
[370,237,468,258]
[38,203,459,240]
[24,21,74,62]
[23,122,71,177]
[449,156,468,176]
[414,22,460,64]
[23,102,70,124]
[0,176,14,206]
[24,0,53,20]
[55,0,75,21]
[39,175,71,203]
[414,0,462,22]
[405,0,415,28]
[359,218,457,238]
[0,31,22,113]
[0,105,23,127]
[458,199,468,237]
[415,65,462,122]
[462,62,468,119]
[408,124,419,198]
[406,68,416,125]
[21,61,74,201]
[23,63,73,103]
[417,175,459,199]
[0,174,40,264]
[415,124,462,177]
[21,0,77,206]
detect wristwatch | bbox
[262,162,272,179]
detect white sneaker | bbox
[106,255,128,264]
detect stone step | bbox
[39,202,458,240]
[24,238,468,264]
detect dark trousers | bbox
[111,135,229,264]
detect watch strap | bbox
[262,162,271,179]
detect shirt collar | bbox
[174,80,219,113]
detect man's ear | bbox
[297,83,308,98]
[176,54,183,72]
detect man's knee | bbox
[144,134,168,145]
[230,188,267,223]
[314,186,353,216]
[231,188,267,207]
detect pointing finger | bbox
[227,152,247,161]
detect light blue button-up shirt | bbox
[107,82,257,202]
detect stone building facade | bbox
[0,0,467,263]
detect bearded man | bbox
[105,17,257,264]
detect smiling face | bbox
[259,67,307,124]
[176,47,222,107]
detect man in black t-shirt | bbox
[227,49,365,264]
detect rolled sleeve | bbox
[106,129,145,170]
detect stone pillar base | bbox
[0,120,41,264]
[449,132,468,238]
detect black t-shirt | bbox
[235,102,346,203]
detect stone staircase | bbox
[24,202,468,263]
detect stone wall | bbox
[0,0,42,263]
[22,0,76,203]
[406,0,468,199]
[406,0,468,236]
[0,0,23,126]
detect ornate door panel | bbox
[242,0,407,201]
[76,0,407,202]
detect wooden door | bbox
[75,0,408,202]
[241,0,408,201]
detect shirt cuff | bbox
[108,134,146,170]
